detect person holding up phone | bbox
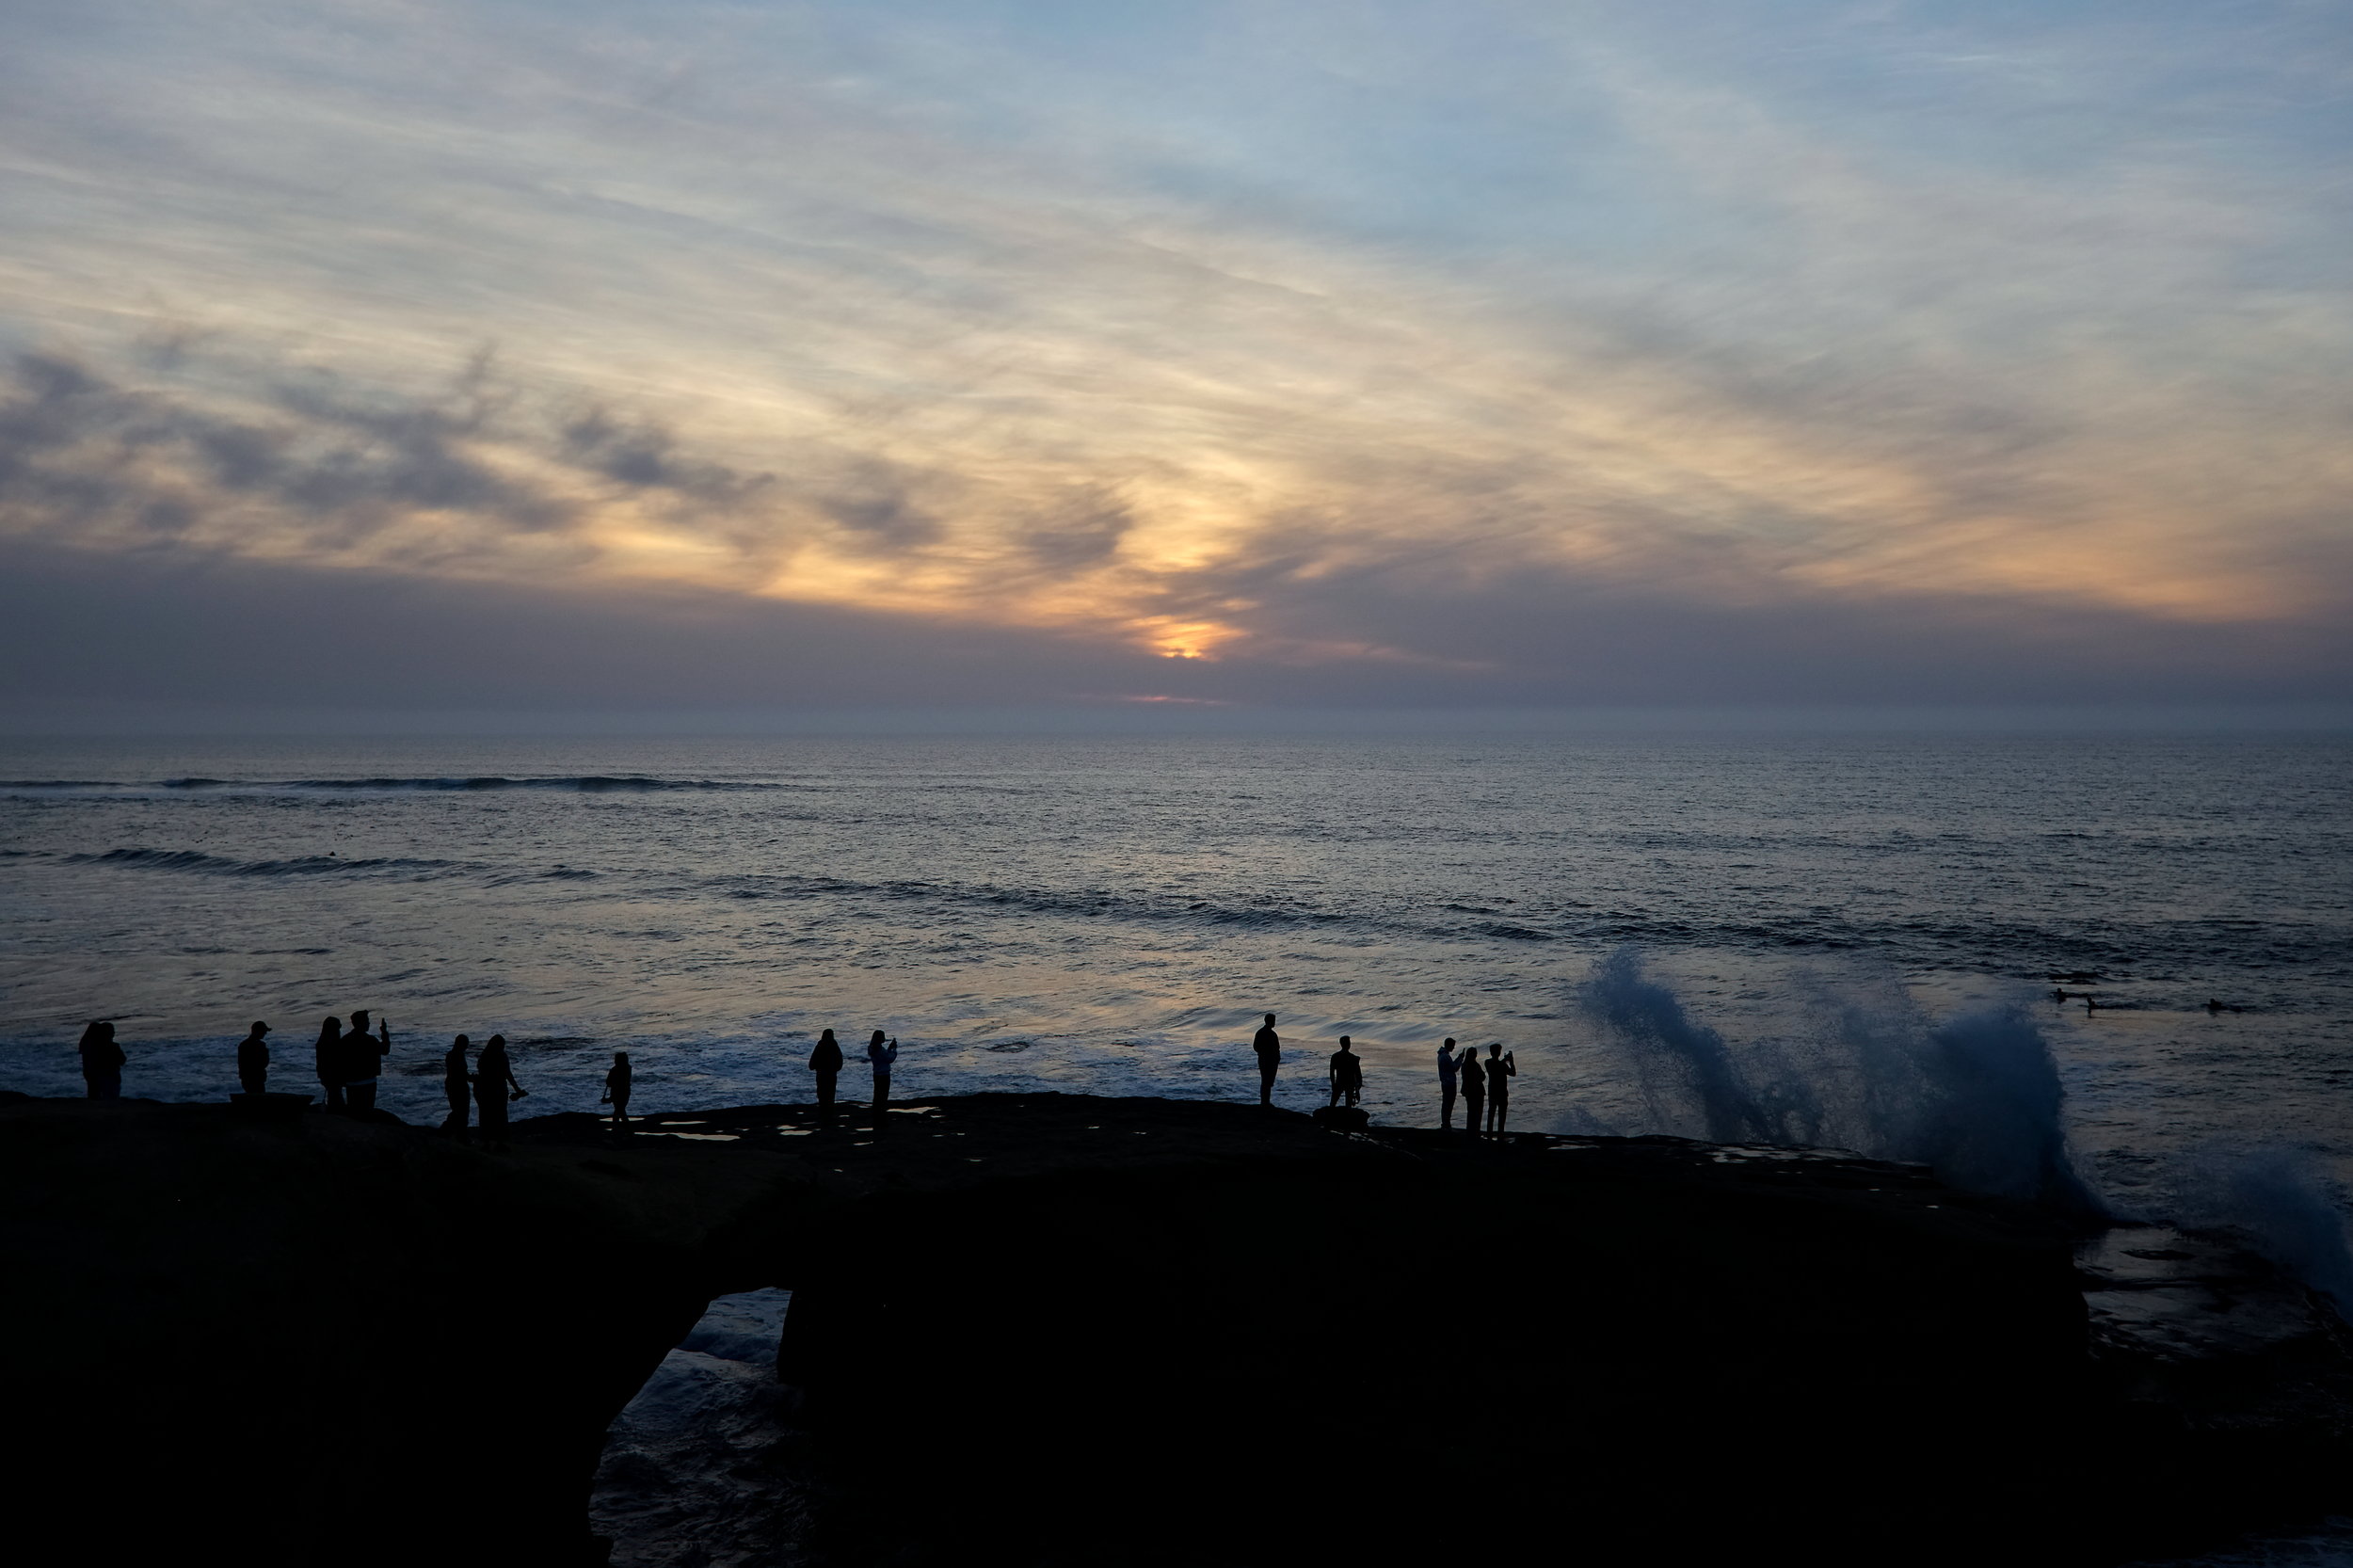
[1483,1043,1515,1137]
[867,1030,898,1124]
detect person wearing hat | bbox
[236,1021,271,1097]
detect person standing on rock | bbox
[77,1020,124,1100]
[867,1030,898,1123]
[1437,1038,1464,1129]
[1328,1036,1363,1109]
[236,1021,270,1097]
[1483,1043,1515,1137]
[342,1010,389,1114]
[808,1029,845,1126]
[441,1034,472,1139]
[314,1016,346,1111]
[601,1051,632,1131]
[1460,1039,1485,1136]
[475,1034,524,1150]
[1252,1014,1282,1107]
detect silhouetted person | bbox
[475,1034,524,1150]
[342,1010,389,1113]
[1329,1036,1363,1109]
[867,1031,898,1121]
[2084,996,2099,1016]
[1437,1038,1461,1129]
[1460,1040,1485,1135]
[78,1020,123,1100]
[2052,988,2068,1005]
[809,1029,845,1125]
[1253,1014,1281,1106]
[2207,998,2224,1014]
[1483,1044,1515,1135]
[314,1016,345,1110]
[601,1051,632,1130]
[441,1034,472,1139]
[236,1021,270,1097]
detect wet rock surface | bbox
[591,1288,811,1568]
[5,1091,2349,1565]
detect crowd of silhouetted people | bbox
[72,1007,1535,1142]
[1250,1014,1518,1134]
[79,1011,538,1150]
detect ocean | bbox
[4,732,2349,1224]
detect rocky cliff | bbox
[4,1092,2345,1565]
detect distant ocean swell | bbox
[0,776,772,793]
[20,841,2341,985]
[0,775,1073,795]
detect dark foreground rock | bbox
[4,1092,2348,1566]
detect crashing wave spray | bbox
[2170,1145,2353,1320]
[1578,949,2105,1221]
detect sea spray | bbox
[1579,947,1787,1144]
[2170,1144,2353,1320]
[1578,949,2105,1220]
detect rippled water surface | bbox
[3,734,2347,1208]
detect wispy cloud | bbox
[1,0,2346,709]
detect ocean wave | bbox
[58,847,458,878]
[5,775,771,794]
[206,776,763,792]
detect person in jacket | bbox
[78,1020,124,1099]
[236,1021,270,1097]
[314,1016,345,1111]
[867,1030,898,1121]
[1328,1036,1363,1109]
[808,1029,845,1125]
[474,1034,524,1150]
[601,1051,632,1131]
[1437,1038,1460,1130]
[1252,1015,1281,1107]
[342,1010,388,1113]
[441,1035,472,1139]
[1484,1043,1516,1136]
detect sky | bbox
[2,0,2348,729]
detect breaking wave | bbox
[2169,1145,2353,1320]
[1579,948,2106,1220]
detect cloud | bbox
[0,0,2347,714]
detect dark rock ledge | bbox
[4,1091,2347,1566]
